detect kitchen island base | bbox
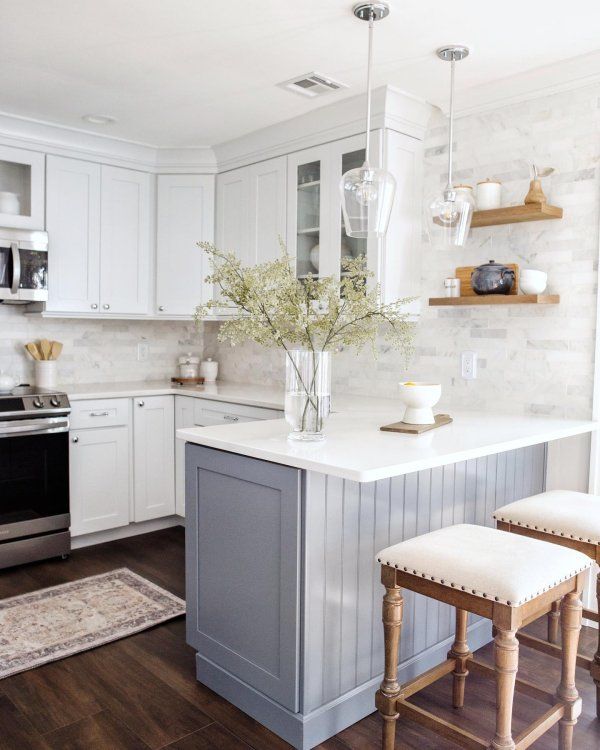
[185,442,546,750]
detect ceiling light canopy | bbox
[429,45,473,248]
[340,2,396,239]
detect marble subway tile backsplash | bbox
[206,82,600,420]
[0,306,203,385]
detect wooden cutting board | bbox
[455,264,519,297]
[380,414,453,434]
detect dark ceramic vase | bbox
[471,260,515,295]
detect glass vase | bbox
[284,350,331,442]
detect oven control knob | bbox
[50,396,60,407]
[33,397,44,408]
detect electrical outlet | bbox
[137,342,149,362]
[461,351,477,380]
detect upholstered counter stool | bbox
[375,524,592,750]
[494,489,600,716]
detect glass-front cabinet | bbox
[287,133,380,286]
[0,145,45,230]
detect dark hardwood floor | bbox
[0,526,598,749]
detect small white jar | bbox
[476,179,502,210]
[35,360,57,389]
[178,353,200,379]
[200,358,219,383]
[0,191,20,215]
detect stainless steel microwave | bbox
[0,228,48,303]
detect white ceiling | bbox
[2,0,600,148]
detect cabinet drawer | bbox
[70,398,130,430]
[193,398,282,426]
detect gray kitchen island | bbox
[179,403,597,750]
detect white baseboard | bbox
[71,516,185,549]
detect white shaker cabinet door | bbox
[248,156,286,264]
[99,166,152,315]
[70,426,130,536]
[46,156,101,313]
[216,167,249,263]
[133,395,175,521]
[175,395,197,517]
[156,174,214,316]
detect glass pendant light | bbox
[340,2,396,239]
[429,45,473,247]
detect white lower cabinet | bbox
[133,395,175,522]
[70,425,131,536]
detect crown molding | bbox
[449,49,600,119]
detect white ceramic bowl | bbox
[519,269,547,295]
[398,382,441,425]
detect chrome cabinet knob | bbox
[158,305,165,312]
[91,303,98,310]
[137,400,145,407]
[103,304,110,310]
[72,436,79,443]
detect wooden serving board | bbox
[455,264,519,297]
[171,376,205,385]
[380,414,453,434]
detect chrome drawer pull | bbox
[223,414,239,422]
[89,411,109,417]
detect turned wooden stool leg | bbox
[448,608,471,708]
[593,572,600,719]
[490,628,519,750]
[547,599,561,645]
[376,573,403,750]
[557,591,583,750]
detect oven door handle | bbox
[0,417,69,437]
[10,242,20,295]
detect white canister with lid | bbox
[178,353,200,379]
[200,357,219,383]
[476,179,502,210]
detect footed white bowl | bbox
[519,269,547,295]
[399,382,442,425]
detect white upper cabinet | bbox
[248,156,286,263]
[99,166,152,315]
[216,156,286,265]
[0,145,45,230]
[46,156,101,313]
[156,174,214,316]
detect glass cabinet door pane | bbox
[296,160,321,278]
[340,149,367,277]
[0,160,32,217]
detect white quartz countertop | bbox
[177,406,599,483]
[63,381,285,410]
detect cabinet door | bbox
[329,132,379,284]
[133,395,175,521]
[0,145,45,229]
[216,167,249,262]
[46,156,101,313]
[175,395,197,516]
[100,166,151,314]
[248,156,286,264]
[286,145,332,280]
[156,174,214,316]
[70,426,130,536]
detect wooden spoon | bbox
[50,341,63,360]
[39,339,52,360]
[25,342,41,360]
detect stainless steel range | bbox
[0,386,71,568]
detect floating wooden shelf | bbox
[471,203,563,228]
[429,294,560,307]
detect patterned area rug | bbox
[0,568,185,679]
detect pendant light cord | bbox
[446,57,455,191]
[364,15,375,167]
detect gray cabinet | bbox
[185,445,301,711]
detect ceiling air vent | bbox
[278,72,349,98]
